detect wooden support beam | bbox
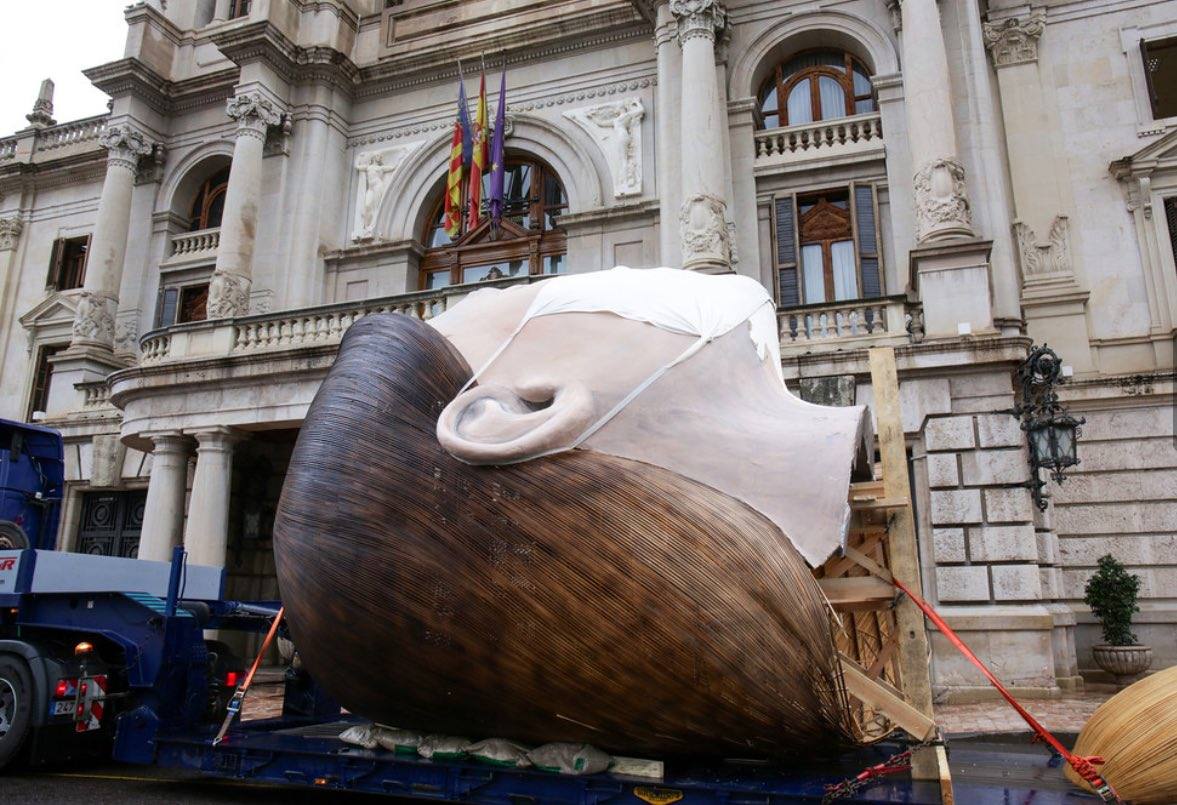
[818,576,896,609]
[839,654,937,743]
[868,346,939,781]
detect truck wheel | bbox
[0,522,29,550]
[0,656,33,771]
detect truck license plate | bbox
[52,700,73,716]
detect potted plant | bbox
[1084,554,1151,686]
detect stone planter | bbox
[1092,644,1152,686]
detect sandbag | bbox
[467,739,531,768]
[376,728,423,754]
[417,734,470,760]
[338,723,382,750]
[527,743,612,775]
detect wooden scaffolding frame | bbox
[810,347,954,803]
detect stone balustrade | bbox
[139,274,537,366]
[37,116,107,151]
[0,138,16,161]
[779,295,916,351]
[79,380,113,409]
[166,227,221,262]
[754,113,884,171]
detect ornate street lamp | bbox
[1010,345,1085,511]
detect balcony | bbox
[0,114,107,166]
[778,295,920,357]
[138,273,536,366]
[754,113,884,173]
[161,227,220,268]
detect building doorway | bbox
[76,490,147,557]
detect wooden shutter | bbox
[852,183,883,299]
[77,234,92,288]
[46,238,65,290]
[155,287,179,328]
[774,195,800,307]
[1143,39,1160,118]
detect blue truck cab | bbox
[0,418,64,550]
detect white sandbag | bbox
[527,742,613,775]
[417,734,471,760]
[376,728,424,754]
[338,723,382,749]
[466,738,532,767]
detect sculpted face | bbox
[273,268,864,758]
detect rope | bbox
[890,578,1122,804]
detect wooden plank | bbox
[839,654,937,742]
[868,346,938,780]
[850,495,910,511]
[818,576,895,607]
[865,633,900,679]
[843,544,893,583]
[936,743,955,805]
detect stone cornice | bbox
[210,21,360,93]
[83,58,172,116]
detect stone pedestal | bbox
[671,0,730,273]
[900,0,974,244]
[911,239,995,337]
[183,427,240,568]
[45,347,126,417]
[138,432,192,562]
[209,93,281,319]
[70,124,154,352]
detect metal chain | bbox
[821,738,938,804]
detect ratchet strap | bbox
[212,606,285,746]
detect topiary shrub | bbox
[1084,554,1142,647]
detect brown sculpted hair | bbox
[274,313,853,757]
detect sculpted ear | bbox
[436,380,595,465]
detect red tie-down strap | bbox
[891,577,1122,804]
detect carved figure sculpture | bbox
[274,267,870,757]
[565,99,644,198]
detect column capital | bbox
[144,430,192,454]
[98,123,156,171]
[0,216,23,252]
[982,11,1046,68]
[188,426,243,449]
[670,0,726,44]
[226,92,283,140]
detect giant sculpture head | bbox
[274,267,869,757]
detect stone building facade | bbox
[0,0,1173,698]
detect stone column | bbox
[670,0,731,273]
[138,432,191,563]
[70,124,154,350]
[655,2,682,267]
[213,0,231,21]
[183,427,240,568]
[900,0,974,243]
[208,92,281,319]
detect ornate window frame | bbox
[1120,20,1177,138]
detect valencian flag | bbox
[443,80,472,239]
[467,73,490,231]
[488,67,508,228]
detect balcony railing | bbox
[779,295,918,352]
[36,116,106,151]
[754,113,884,171]
[0,114,108,164]
[165,227,221,264]
[139,273,538,366]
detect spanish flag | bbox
[467,74,490,231]
[443,82,471,239]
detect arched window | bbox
[420,156,568,290]
[189,167,230,231]
[756,49,875,130]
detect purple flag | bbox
[488,68,507,227]
[457,80,473,169]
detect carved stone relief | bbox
[98,124,155,170]
[679,193,730,266]
[207,270,252,318]
[226,92,283,140]
[72,291,118,343]
[982,12,1046,68]
[0,216,23,251]
[351,142,424,241]
[1014,216,1072,277]
[913,157,972,240]
[114,314,139,355]
[670,0,727,43]
[564,98,644,199]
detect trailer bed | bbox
[145,716,1100,804]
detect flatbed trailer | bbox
[0,547,1097,804]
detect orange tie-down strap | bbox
[890,578,1121,804]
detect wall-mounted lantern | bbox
[1010,345,1084,511]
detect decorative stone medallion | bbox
[913,157,972,241]
[679,193,731,269]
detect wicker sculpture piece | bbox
[273,312,855,757]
